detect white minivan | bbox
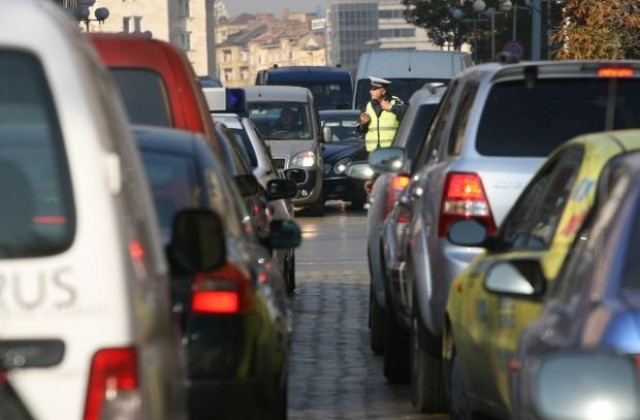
[352,49,473,109]
[0,1,199,419]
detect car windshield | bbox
[140,151,200,232]
[246,102,313,140]
[476,78,640,157]
[321,113,362,141]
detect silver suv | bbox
[368,60,640,413]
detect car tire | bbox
[383,299,410,383]
[350,199,366,211]
[449,351,473,420]
[271,362,288,420]
[369,283,384,355]
[410,298,447,413]
[306,190,325,217]
[286,253,296,294]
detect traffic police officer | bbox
[357,76,406,153]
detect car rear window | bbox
[476,78,640,157]
[139,151,199,232]
[110,68,172,127]
[0,51,75,258]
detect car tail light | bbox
[33,216,67,224]
[383,175,410,220]
[438,172,496,237]
[191,262,255,315]
[84,347,140,420]
[598,67,634,78]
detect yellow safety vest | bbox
[364,97,400,152]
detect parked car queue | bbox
[0,1,305,419]
[348,58,640,419]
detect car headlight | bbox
[291,151,316,168]
[333,157,352,175]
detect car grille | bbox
[273,158,287,169]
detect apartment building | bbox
[216,11,326,87]
[64,0,213,77]
[326,0,438,75]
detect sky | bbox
[222,0,324,19]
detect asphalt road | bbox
[287,203,449,419]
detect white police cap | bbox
[369,76,391,88]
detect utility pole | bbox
[531,0,541,60]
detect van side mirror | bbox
[167,209,226,273]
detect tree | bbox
[552,0,640,59]
[402,0,477,52]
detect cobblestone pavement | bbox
[287,207,448,420]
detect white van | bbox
[352,50,473,109]
[0,1,192,419]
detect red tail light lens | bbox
[191,262,254,315]
[383,175,410,220]
[84,348,139,420]
[439,172,496,237]
[598,67,634,78]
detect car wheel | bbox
[369,283,384,354]
[449,351,473,420]
[271,362,288,420]
[410,299,447,413]
[286,253,296,294]
[305,190,325,217]
[383,299,410,383]
[350,199,366,211]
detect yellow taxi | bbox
[442,129,640,419]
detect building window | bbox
[223,50,232,62]
[240,51,248,62]
[134,16,142,33]
[180,32,191,51]
[240,67,249,80]
[223,69,232,83]
[123,16,130,33]
[180,0,190,18]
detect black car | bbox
[133,125,301,420]
[320,109,368,210]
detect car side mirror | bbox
[526,352,640,420]
[323,126,333,143]
[484,260,545,298]
[345,161,374,180]
[266,178,298,200]
[167,209,226,273]
[369,147,405,173]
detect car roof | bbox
[88,32,177,66]
[457,60,640,83]
[243,85,313,102]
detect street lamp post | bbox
[73,5,109,32]
[511,3,531,41]
[451,0,489,62]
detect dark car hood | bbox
[323,139,367,163]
